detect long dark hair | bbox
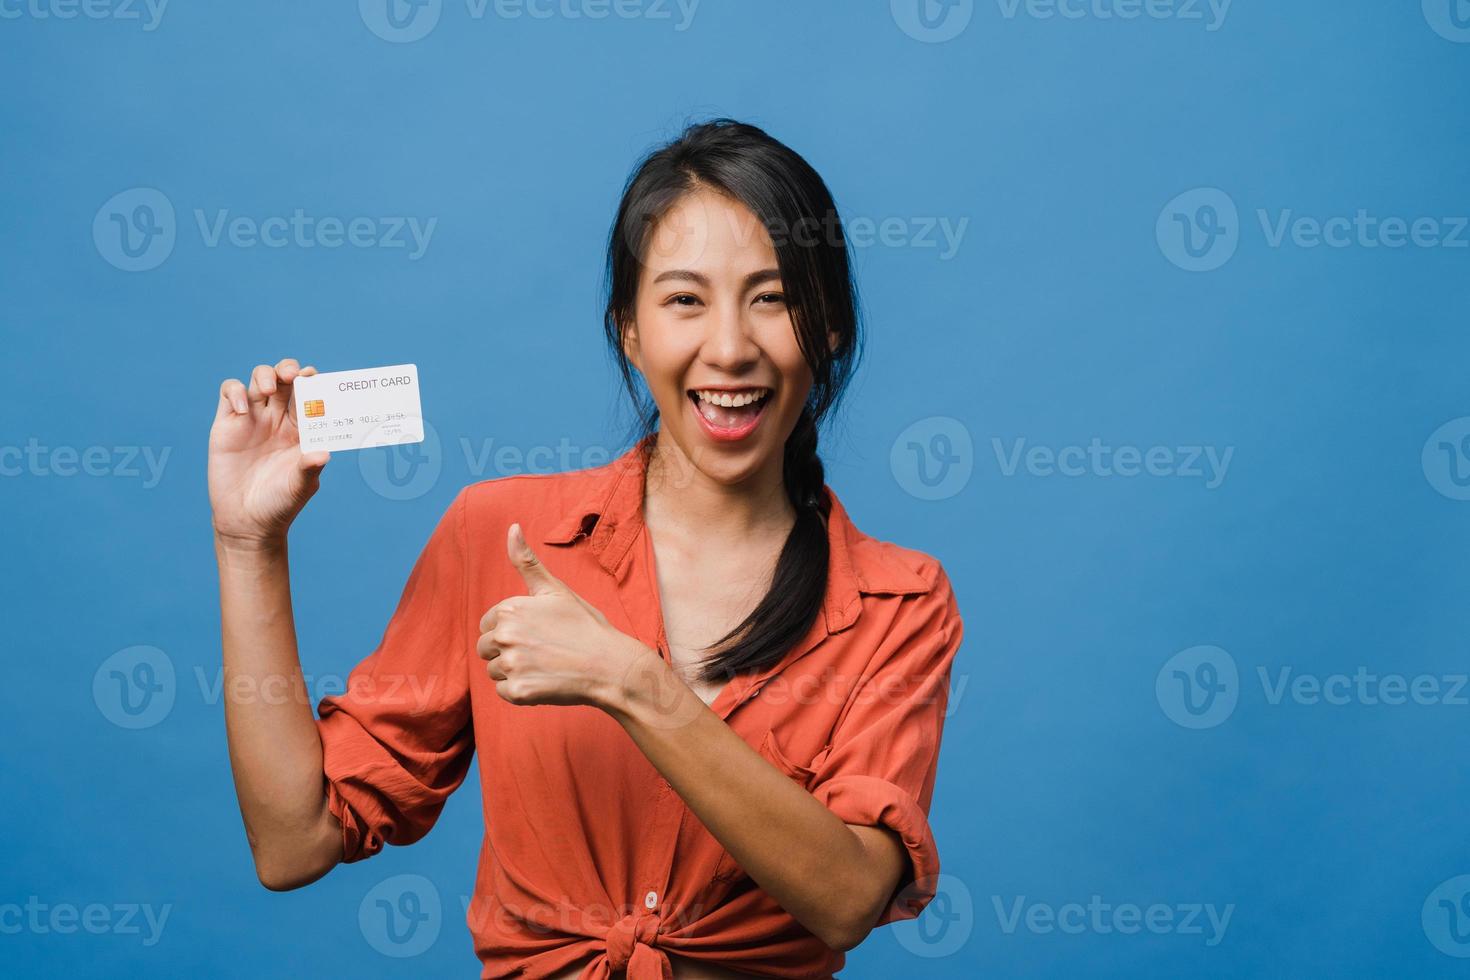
[602,118,863,686]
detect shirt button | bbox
[644,890,658,910]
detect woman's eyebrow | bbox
[650,268,783,288]
[651,269,709,286]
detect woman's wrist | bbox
[597,636,657,717]
[599,639,705,733]
[213,527,289,563]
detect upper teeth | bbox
[694,388,769,408]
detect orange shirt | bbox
[315,433,965,978]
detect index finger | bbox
[479,604,502,635]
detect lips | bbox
[687,387,771,443]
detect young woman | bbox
[208,119,964,979]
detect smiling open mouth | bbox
[687,387,771,441]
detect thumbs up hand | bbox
[478,522,654,710]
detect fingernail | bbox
[233,397,248,414]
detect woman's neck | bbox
[642,429,796,542]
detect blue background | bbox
[3,0,1469,976]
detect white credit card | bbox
[293,364,425,453]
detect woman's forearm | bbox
[602,655,900,951]
[216,533,342,889]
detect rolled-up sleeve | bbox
[315,489,476,863]
[809,565,964,927]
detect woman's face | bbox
[624,187,829,489]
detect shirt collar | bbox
[542,433,932,637]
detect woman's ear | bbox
[621,317,643,372]
[826,327,841,355]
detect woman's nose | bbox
[699,303,760,370]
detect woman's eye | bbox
[755,292,786,305]
[667,293,701,307]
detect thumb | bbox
[508,522,562,595]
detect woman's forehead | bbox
[642,190,778,277]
